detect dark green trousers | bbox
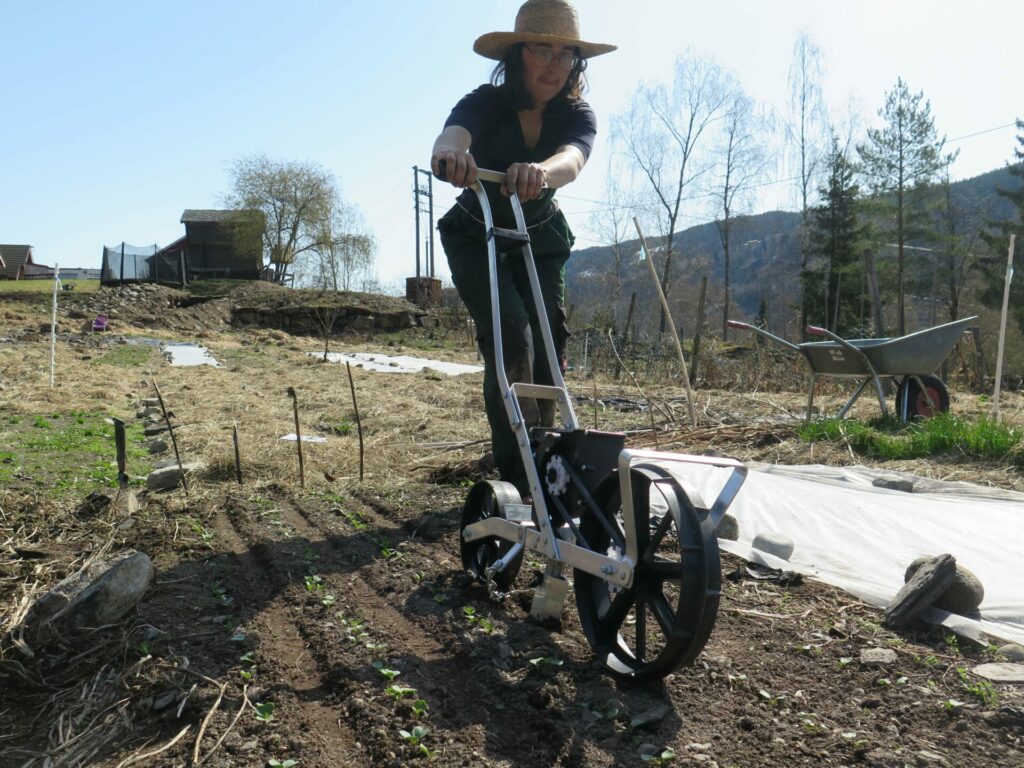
[440,209,570,495]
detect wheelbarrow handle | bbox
[729,320,801,352]
[805,325,828,336]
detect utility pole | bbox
[412,166,435,278]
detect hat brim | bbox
[473,31,616,61]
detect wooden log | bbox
[884,553,956,629]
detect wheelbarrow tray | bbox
[798,317,975,377]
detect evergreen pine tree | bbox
[857,78,957,335]
[978,120,1024,332]
[806,137,863,334]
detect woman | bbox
[430,0,615,497]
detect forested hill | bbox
[565,165,1019,330]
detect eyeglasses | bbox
[524,43,578,72]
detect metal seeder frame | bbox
[451,167,747,681]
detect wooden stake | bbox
[152,381,189,496]
[287,387,305,487]
[593,375,599,429]
[991,233,1016,421]
[112,417,128,489]
[49,262,59,387]
[232,421,243,486]
[691,275,708,386]
[346,362,365,481]
[634,218,697,427]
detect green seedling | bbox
[942,698,965,712]
[372,660,400,681]
[211,583,233,606]
[268,760,299,768]
[641,748,676,764]
[365,641,388,650]
[411,699,429,718]
[138,641,152,656]
[321,594,336,608]
[386,685,417,700]
[254,701,276,723]
[304,574,325,593]
[398,725,429,746]
[958,667,998,705]
[418,745,438,760]
[837,657,853,669]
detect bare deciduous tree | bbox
[225,155,361,285]
[714,88,771,339]
[312,203,377,291]
[587,157,637,334]
[613,50,731,335]
[787,31,829,338]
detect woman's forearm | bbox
[538,145,585,189]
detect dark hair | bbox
[490,43,588,110]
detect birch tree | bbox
[614,51,731,334]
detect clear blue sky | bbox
[1,1,1018,287]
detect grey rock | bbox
[860,647,898,666]
[872,476,915,493]
[148,439,169,454]
[153,690,179,711]
[716,513,739,541]
[997,643,1024,662]
[971,662,1024,683]
[23,550,153,637]
[637,743,659,758]
[137,406,161,419]
[905,556,984,614]
[751,532,794,560]
[863,749,904,768]
[630,703,669,728]
[146,462,205,491]
[142,396,158,407]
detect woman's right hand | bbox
[431,150,478,188]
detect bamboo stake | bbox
[232,420,243,486]
[49,262,60,387]
[346,362,364,481]
[606,329,660,449]
[991,233,1016,422]
[287,387,305,487]
[633,218,697,426]
[152,381,188,496]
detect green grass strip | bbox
[797,413,1022,464]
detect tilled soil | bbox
[2,287,1023,767]
[6,479,1014,768]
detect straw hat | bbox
[473,0,617,61]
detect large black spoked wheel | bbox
[896,375,949,420]
[574,464,721,681]
[460,480,524,591]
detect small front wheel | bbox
[460,481,524,591]
[896,375,949,420]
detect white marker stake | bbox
[991,234,1016,422]
[50,263,60,387]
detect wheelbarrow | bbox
[438,163,747,681]
[726,317,977,421]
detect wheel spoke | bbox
[644,557,683,579]
[601,586,636,632]
[635,596,647,662]
[646,587,679,636]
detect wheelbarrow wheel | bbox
[896,375,949,420]
[574,465,721,681]
[460,480,523,591]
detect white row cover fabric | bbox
[312,351,483,376]
[655,461,1024,645]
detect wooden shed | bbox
[180,209,264,281]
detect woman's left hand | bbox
[503,162,547,202]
